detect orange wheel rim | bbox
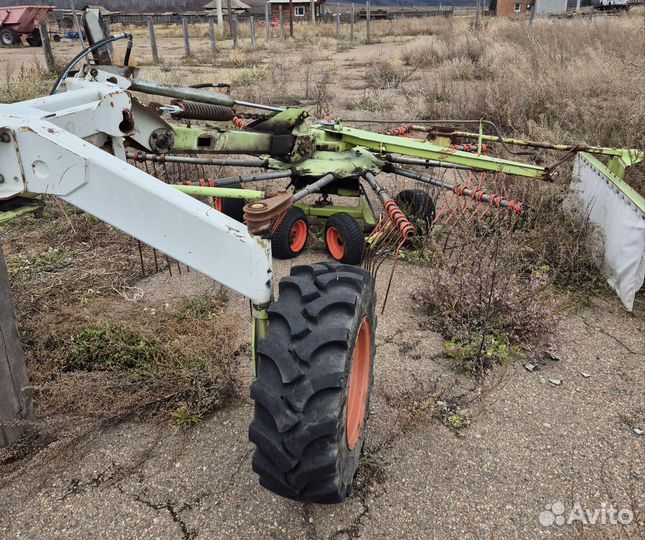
[214,198,222,212]
[290,220,307,252]
[346,317,372,451]
[326,227,345,260]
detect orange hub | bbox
[290,220,307,253]
[326,227,345,260]
[346,317,372,450]
[214,198,223,212]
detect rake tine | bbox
[137,240,146,277]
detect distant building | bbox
[535,0,568,14]
[494,0,567,15]
[204,0,252,16]
[266,0,325,20]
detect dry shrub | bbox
[2,63,54,103]
[365,60,417,89]
[514,180,604,292]
[421,232,556,339]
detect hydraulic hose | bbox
[49,33,133,95]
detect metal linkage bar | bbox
[292,173,336,202]
[383,154,472,171]
[127,151,270,169]
[173,170,291,189]
[389,166,525,215]
[173,185,264,199]
[129,79,284,113]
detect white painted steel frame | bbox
[0,80,273,304]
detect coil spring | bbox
[172,100,234,121]
[384,199,416,239]
[384,125,413,136]
[232,117,250,129]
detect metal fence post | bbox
[147,17,159,64]
[366,1,371,43]
[38,22,56,73]
[232,14,238,48]
[182,17,191,56]
[250,15,256,48]
[208,18,219,55]
[336,11,340,40]
[350,3,355,41]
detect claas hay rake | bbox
[1,21,643,503]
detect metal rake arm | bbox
[323,125,550,180]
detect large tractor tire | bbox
[249,263,376,503]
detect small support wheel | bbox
[214,182,245,222]
[272,207,309,259]
[395,189,435,233]
[0,28,20,47]
[324,213,364,265]
[249,263,376,503]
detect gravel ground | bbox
[0,251,643,540]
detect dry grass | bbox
[1,204,241,425]
[397,16,644,176]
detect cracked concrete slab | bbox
[0,253,643,539]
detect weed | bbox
[444,333,519,378]
[435,400,471,430]
[182,291,227,320]
[231,66,271,86]
[66,322,159,372]
[8,247,73,276]
[171,406,204,427]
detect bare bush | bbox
[365,60,417,90]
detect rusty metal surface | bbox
[243,191,293,235]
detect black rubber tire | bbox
[0,28,20,47]
[272,207,309,260]
[26,33,42,47]
[324,213,365,265]
[250,263,376,503]
[52,34,61,42]
[395,189,436,231]
[216,182,245,222]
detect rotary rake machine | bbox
[1,24,643,503]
